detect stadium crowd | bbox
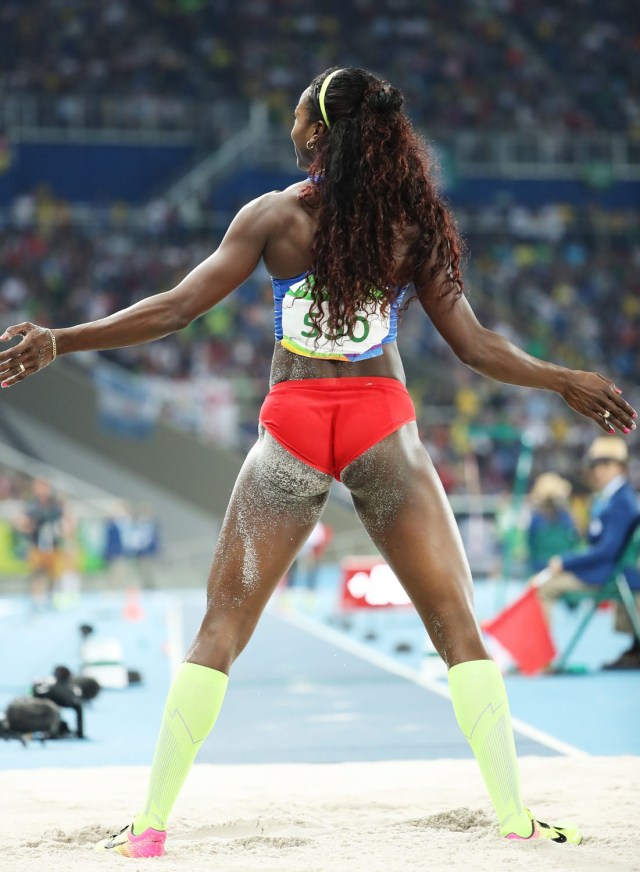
[1,0,637,496]
[0,0,637,134]
[1,190,638,494]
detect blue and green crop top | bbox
[271,270,406,362]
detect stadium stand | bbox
[0,0,637,133]
[1,196,638,496]
[0,0,637,504]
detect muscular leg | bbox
[126,432,332,843]
[187,429,332,670]
[341,424,532,838]
[340,422,487,666]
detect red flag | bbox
[482,587,556,675]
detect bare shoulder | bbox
[231,181,315,275]
[236,182,308,232]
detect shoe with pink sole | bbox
[95,823,166,858]
[504,808,582,845]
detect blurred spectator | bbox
[526,473,579,573]
[13,477,75,606]
[537,438,640,670]
[104,501,160,589]
[286,521,332,591]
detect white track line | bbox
[274,606,589,759]
[165,594,185,678]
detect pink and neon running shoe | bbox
[94,823,166,858]
[504,808,582,845]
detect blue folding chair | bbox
[553,518,640,671]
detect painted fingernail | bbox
[633,412,638,419]
[1,381,7,388]
[615,387,623,394]
[608,427,615,434]
[624,428,631,434]
[632,423,637,430]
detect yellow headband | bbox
[318,69,345,128]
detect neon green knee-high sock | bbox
[133,662,228,834]
[448,659,531,837]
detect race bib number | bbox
[281,276,390,359]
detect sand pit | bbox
[2,756,638,872]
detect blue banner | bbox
[94,363,159,439]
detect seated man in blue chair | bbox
[537,437,640,670]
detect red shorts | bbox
[259,377,416,481]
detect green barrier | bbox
[0,519,106,576]
[77,520,107,573]
[0,521,28,575]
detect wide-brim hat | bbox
[530,472,572,504]
[587,437,628,464]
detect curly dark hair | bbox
[302,67,463,337]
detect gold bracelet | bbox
[45,328,57,362]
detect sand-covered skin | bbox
[2,757,638,872]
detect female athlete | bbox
[1,67,636,857]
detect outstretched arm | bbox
[0,194,278,387]
[419,278,637,435]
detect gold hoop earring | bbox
[306,139,315,151]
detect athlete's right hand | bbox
[560,370,637,434]
[0,322,57,389]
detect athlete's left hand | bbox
[561,371,637,434]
